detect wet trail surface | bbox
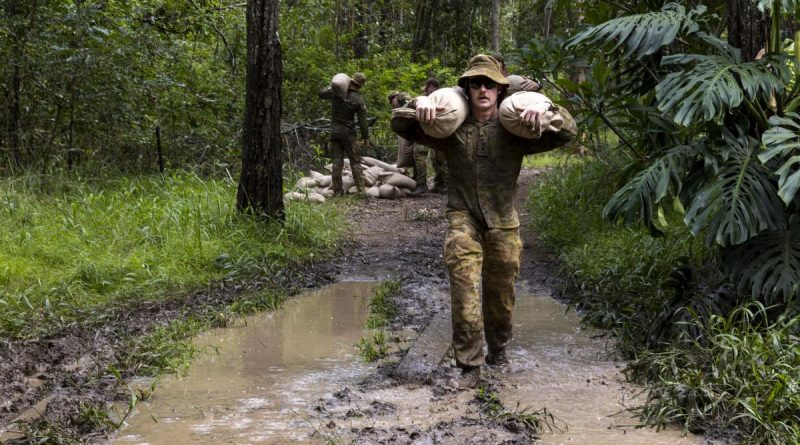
[111,170,706,444]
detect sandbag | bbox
[342,175,355,190]
[378,184,401,200]
[295,177,318,190]
[362,156,401,173]
[395,87,467,139]
[316,175,333,187]
[316,187,334,197]
[383,172,416,189]
[331,73,350,99]
[367,186,381,198]
[309,170,324,179]
[499,92,563,139]
[284,191,326,203]
[347,185,358,194]
[395,136,415,168]
[362,171,377,186]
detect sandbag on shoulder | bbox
[499,91,563,139]
[331,73,350,99]
[422,88,469,138]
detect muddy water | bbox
[113,281,378,445]
[497,291,701,445]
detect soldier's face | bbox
[468,77,499,112]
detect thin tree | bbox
[237,0,284,221]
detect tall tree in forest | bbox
[237,0,284,221]
[490,0,500,51]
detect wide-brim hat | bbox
[457,54,509,89]
[351,72,367,87]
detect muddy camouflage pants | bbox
[443,211,522,368]
[412,146,448,189]
[330,132,366,194]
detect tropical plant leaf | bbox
[722,219,800,307]
[756,0,800,15]
[603,144,698,235]
[685,129,784,246]
[656,55,784,127]
[565,3,700,59]
[760,112,800,205]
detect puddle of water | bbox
[113,281,378,445]
[497,291,702,445]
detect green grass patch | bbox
[357,329,390,362]
[365,279,400,329]
[0,172,346,339]
[628,303,800,443]
[521,150,583,169]
[474,386,561,434]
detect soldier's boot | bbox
[486,350,509,367]
[408,183,427,197]
[454,365,482,389]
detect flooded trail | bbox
[114,281,378,444]
[497,290,700,445]
[112,169,709,444]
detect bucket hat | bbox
[457,54,508,89]
[351,72,367,87]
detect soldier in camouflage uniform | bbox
[391,55,576,385]
[319,72,370,195]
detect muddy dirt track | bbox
[1,169,708,444]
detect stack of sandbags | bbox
[283,157,417,202]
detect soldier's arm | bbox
[356,100,369,141]
[521,105,578,155]
[390,111,449,151]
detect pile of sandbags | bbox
[284,156,417,202]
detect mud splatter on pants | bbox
[443,211,522,368]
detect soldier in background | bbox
[418,78,448,195]
[319,72,370,195]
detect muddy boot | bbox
[408,183,427,197]
[430,184,447,194]
[486,350,509,367]
[453,365,481,389]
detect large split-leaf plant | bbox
[562,1,800,311]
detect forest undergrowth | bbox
[528,157,800,444]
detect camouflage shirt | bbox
[319,86,369,139]
[391,106,576,229]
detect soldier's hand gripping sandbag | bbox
[331,73,351,99]
[392,88,468,139]
[500,91,564,139]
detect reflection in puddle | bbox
[498,292,701,445]
[114,281,377,445]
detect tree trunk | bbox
[726,0,769,61]
[490,0,500,51]
[237,0,284,222]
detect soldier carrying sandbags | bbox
[391,54,577,388]
[319,72,370,196]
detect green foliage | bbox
[0,172,346,339]
[365,279,400,329]
[474,386,560,435]
[550,1,800,309]
[627,303,800,444]
[357,329,389,362]
[528,159,712,352]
